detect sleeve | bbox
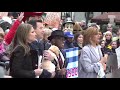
[4,19,21,45]
[79,50,100,74]
[39,69,52,78]
[10,46,35,78]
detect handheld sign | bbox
[64,47,79,78]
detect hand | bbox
[100,56,108,64]
[17,12,24,22]
[51,71,56,78]
[34,68,43,76]
[102,63,106,71]
[59,68,66,75]
[104,54,108,59]
[43,50,54,61]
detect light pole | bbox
[85,12,94,26]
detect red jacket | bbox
[4,19,21,45]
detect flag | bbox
[64,47,79,78]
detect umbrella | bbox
[91,12,120,24]
[22,12,43,22]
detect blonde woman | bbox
[78,27,108,78]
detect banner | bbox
[64,47,79,78]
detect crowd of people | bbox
[0,12,120,78]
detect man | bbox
[64,31,74,49]
[28,19,55,78]
[48,30,67,78]
[27,19,45,55]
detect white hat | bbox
[2,16,12,24]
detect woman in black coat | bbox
[73,32,83,50]
[9,24,52,78]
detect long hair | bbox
[83,27,99,46]
[11,24,33,55]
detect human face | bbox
[117,29,120,36]
[105,34,112,40]
[34,22,44,39]
[91,33,100,45]
[101,41,105,48]
[64,23,73,32]
[98,32,103,39]
[107,26,112,32]
[77,34,83,44]
[54,37,65,49]
[27,27,37,43]
[67,37,74,43]
[111,42,117,49]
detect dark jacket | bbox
[30,40,51,56]
[10,46,51,78]
[30,40,44,55]
[73,42,82,50]
[64,41,75,49]
[40,40,51,50]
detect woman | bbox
[103,31,113,55]
[9,24,53,78]
[73,32,83,50]
[78,27,108,78]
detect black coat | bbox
[9,46,51,78]
[30,41,44,55]
[64,41,75,49]
[73,42,82,50]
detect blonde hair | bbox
[103,31,112,41]
[43,28,52,41]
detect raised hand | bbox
[17,12,24,22]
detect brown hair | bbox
[73,22,83,34]
[12,24,33,55]
[74,31,83,42]
[83,27,99,46]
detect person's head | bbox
[28,19,44,40]
[43,28,52,41]
[100,40,105,48]
[80,20,86,27]
[98,31,103,40]
[73,22,83,34]
[104,31,112,40]
[0,21,11,32]
[83,27,100,46]
[8,12,14,19]
[111,41,117,49]
[74,32,83,44]
[64,32,74,43]
[13,24,36,55]
[48,30,65,49]
[117,28,120,36]
[107,24,113,32]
